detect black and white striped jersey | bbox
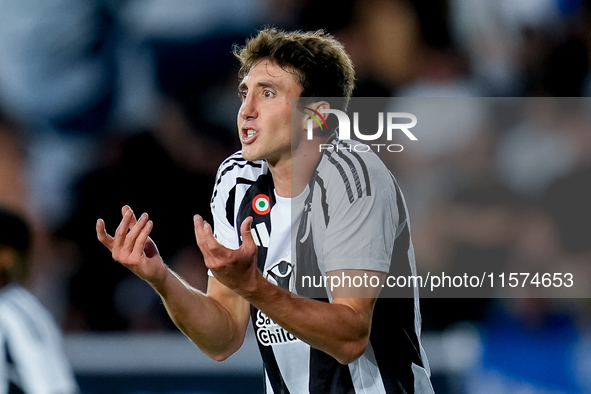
[210,139,433,394]
[0,284,78,394]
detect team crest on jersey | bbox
[264,260,295,292]
[252,194,271,215]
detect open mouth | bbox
[242,128,258,143]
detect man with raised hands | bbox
[97,28,433,394]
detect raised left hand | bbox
[193,215,261,295]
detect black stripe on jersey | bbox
[251,308,291,394]
[224,179,257,227]
[295,174,356,393]
[220,152,247,167]
[211,160,263,203]
[232,171,290,394]
[8,382,26,394]
[4,339,13,364]
[365,171,423,393]
[373,175,423,393]
[297,168,354,394]
[326,154,354,203]
[337,140,372,197]
[226,187,236,227]
[334,150,362,199]
[314,174,330,227]
[5,340,25,394]
[4,339,26,393]
[371,234,423,393]
[371,299,423,394]
[390,174,407,227]
[309,348,355,394]
[236,177,256,185]
[236,172,274,261]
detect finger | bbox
[131,219,154,258]
[240,216,256,252]
[194,215,216,256]
[193,214,205,245]
[122,212,149,253]
[121,205,131,216]
[122,205,138,230]
[113,210,133,250]
[122,205,138,229]
[203,220,213,236]
[193,215,211,267]
[96,219,114,250]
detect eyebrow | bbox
[238,80,280,92]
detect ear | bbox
[314,101,331,120]
[315,101,331,112]
[301,101,331,133]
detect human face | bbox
[237,60,302,166]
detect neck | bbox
[267,158,292,197]
[268,136,326,197]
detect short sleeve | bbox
[210,159,240,250]
[320,156,399,274]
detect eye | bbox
[263,89,275,98]
[238,90,248,100]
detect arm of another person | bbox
[96,206,250,361]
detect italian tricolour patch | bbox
[253,194,271,215]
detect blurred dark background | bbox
[0,0,590,393]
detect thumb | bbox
[240,216,256,250]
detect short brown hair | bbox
[233,28,355,110]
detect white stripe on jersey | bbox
[412,363,435,393]
[349,342,387,394]
[256,222,270,248]
[271,339,310,393]
[0,285,78,394]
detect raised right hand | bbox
[96,205,167,286]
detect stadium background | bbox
[0,0,590,393]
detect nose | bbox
[239,94,258,120]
